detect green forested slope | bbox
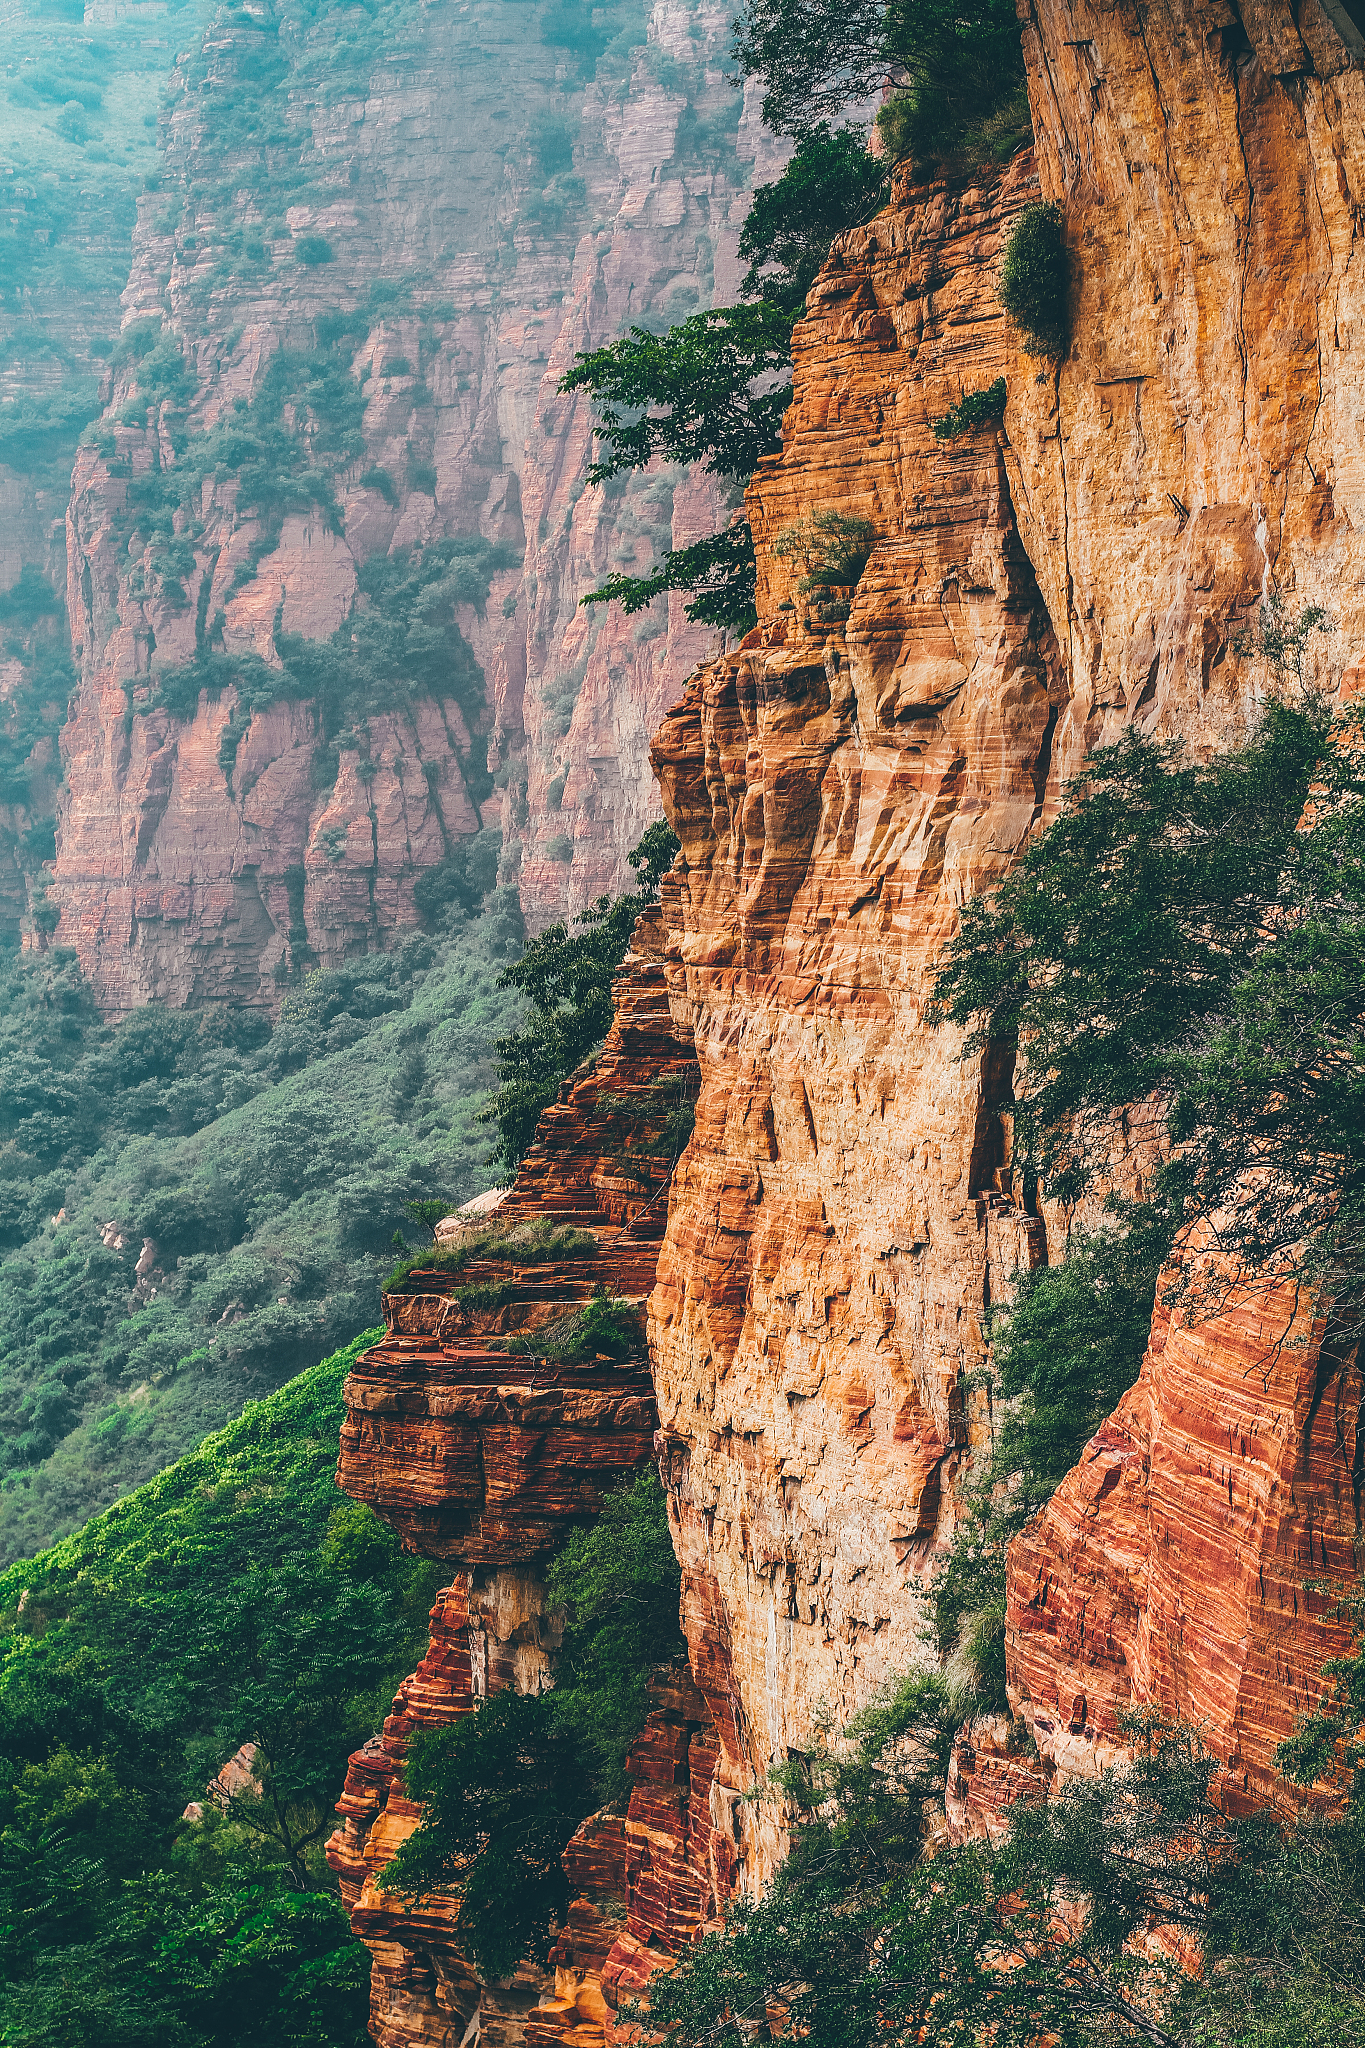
[0,1326,446,2046]
[0,889,522,1563]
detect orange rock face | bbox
[644,0,1365,1889]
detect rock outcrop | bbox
[1007,1271,1362,1809]
[331,0,1365,2032]
[327,916,714,2046]
[40,0,785,1010]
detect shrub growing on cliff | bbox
[930,694,1365,1318]
[931,376,1007,439]
[773,508,877,592]
[999,201,1070,357]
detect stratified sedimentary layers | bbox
[646,0,1365,1887]
[647,152,1072,1881]
[1008,1273,1363,1808]
[329,917,716,2045]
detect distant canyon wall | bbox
[29,0,783,1010]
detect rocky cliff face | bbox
[328,913,722,2047]
[645,0,1365,1889]
[0,0,186,945]
[41,0,783,1010]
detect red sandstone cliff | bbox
[642,0,1365,1887]
[40,0,786,1010]
[327,914,729,2046]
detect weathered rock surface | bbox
[40,0,785,1009]
[1007,1273,1363,1809]
[328,923,707,2044]
[333,0,1365,2032]
[644,0,1365,1892]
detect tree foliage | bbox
[999,200,1070,356]
[0,1332,443,2045]
[932,377,1007,439]
[737,124,891,311]
[643,1680,1365,2048]
[732,0,1028,167]
[483,821,679,1173]
[578,521,759,635]
[560,304,795,487]
[930,691,1365,1313]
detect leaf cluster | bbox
[931,377,1007,439]
[999,201,1070,356]
[732,0,1029,168]
[559,305,795,486]
[772,506,877,591]
[930,694,1360,1305]
[737,123,891,312]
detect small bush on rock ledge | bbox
[999,201,1069,357]
[932,377,1007,440]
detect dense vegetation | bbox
[644,1666,1365,2048]
[377,1469,685,1977]
[999,201,1070,356]
[0,1329,446,2046]
[932,676,1360,1313]
[0,890,522,1563]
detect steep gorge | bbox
[332,0,1365,2033]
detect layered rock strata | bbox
[643,0,1365,1891]
[328,924,716,2045]
[335,0,1365,2030]
[44,0,786,1008]
[1007,1273,1362,1810]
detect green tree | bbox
[732,0,1028,165]
[643,1684,1365,2048]
[548,1470,685,1801]
[930,695,1364,1312]
[562,122,896,630]
[738,124,891,311]
[377,1688,590,1981]
[378,1471,684,1975]
[560,305,796,487]
[483,821,678,1173]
